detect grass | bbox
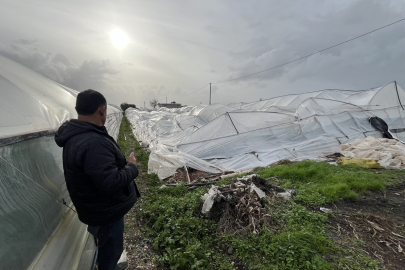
[224,202,333,270]
[256,160,405,205]
[141,185,230,269]
[117,116,150,171]
[117,117,404,270]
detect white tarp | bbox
[126,82,405,179]
[0,55,123,143]
[341,137,405,169]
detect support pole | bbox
[394,81,404,110]
[184,166,191,184]
[209,83,212,105]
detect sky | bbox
[0,0,404,108]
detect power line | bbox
[182,83,210,98]
[212,17,405,85]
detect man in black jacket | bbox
[55,90,139,270]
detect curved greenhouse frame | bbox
[0,55,123,270]
[126,82,405,179]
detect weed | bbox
[256,161,398,205]
[139,183,229,269]
[225,203,333,270]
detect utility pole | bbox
[209,83,211,105]
[166,97,167,103]
[144,101,145,108]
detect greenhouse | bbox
[126,82,405,179]
[1,50,404,269]
[0,55,123,270]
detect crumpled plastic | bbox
[341,137,405,169]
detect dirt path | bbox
[124,198,165,270]
[120,123,166,270]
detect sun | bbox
[110,29,129,49]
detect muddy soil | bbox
[325,181,405,270]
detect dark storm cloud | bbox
[222,0,405,91]
[0,0,403,106]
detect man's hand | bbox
[127,152,137,165]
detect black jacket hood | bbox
[55,120,107,147]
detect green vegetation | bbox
[141,185,229,269]
[257,160,403,205]
[225,203,333,270]
[117,117,404,270]
[117,116,149,169]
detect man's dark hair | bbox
[76,89,107,115]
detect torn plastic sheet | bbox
[201,185,223,214]
[148,145,225,180]
[126,82,405,179]
[250,183,266,199]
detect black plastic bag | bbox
[369,116,393,139]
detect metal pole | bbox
[209,83,211,105]
[166,97,167,103]
[394,81,404,110]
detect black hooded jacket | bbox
[55,120,140,226]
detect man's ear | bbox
[100,105,107,116]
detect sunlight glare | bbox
[110,29,129,49]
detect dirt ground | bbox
[124,203,165,269]
[325,181,405,270]
[123,172,405,270]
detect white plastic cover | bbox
[0,55,122,269]
[0,55,122,143]
[127,82,405,179]
[341,137,405,169]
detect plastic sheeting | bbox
[0,136,69,269]
[127,82,405,179]
[341,137,405,169]
[0,56,122,269]
[0,54,123,144]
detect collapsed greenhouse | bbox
[0,55,123,270]
[1,49,404,270]
[126,81,405,180]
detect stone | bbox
[228,247,234,255]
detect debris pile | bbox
[167,168,221,184]
[201,174,295,234]
[341,137,405,169]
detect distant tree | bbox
[149,99,158,109]
[120,102,137,113]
